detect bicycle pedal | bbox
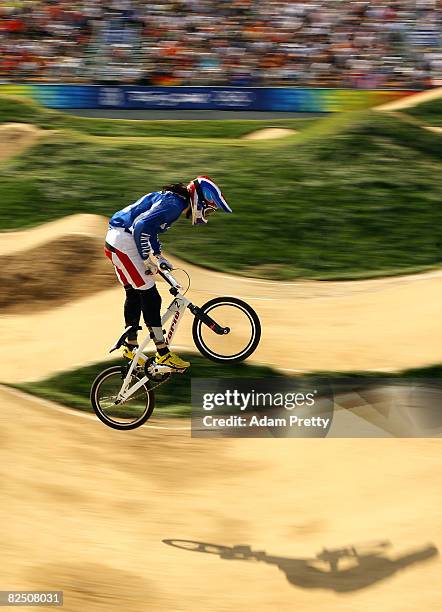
[148,363,173,375]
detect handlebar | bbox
[158,267,182,291]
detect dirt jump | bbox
[0,234,115,313]
[242,128,297,140]
[0,123,46,162]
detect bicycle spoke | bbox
[92,369,152,426]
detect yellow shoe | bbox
[122,346,135,359]
[155,351,190,371]
[122,346,146,366]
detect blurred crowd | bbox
[0,0,441,88]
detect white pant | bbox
[105,227,155,290]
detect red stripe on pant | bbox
[114,247,146,288]
[105,246,131,287]
[115,266,129,286]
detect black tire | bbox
[192,296,261,364]
[90,365,155,430]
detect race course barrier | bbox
[0,84,418,112]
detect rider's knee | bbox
[139,285,162,327]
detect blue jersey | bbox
[109,191,187,259]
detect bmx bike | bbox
[90,265,261,430]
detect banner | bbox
[0,84,417,112]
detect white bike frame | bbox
[116,269,191,403]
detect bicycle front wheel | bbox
[192,297,261,363]
[90,365,155,430]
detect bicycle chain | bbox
[119,364,171,404]
[146,375,171,393]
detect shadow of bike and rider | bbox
[162,539,438,593]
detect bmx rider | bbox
[104,176,232,370]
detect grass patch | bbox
[1,96,442,280]
[12,356,442,419]
[0,94,315,139]
[12,354,283,418]
[406,97,442,127]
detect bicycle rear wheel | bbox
[90,365,155,430]
[192,296,261,363]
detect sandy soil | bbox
[0,214,114,313]
[1,214,442,381]
[242,128,297,140]
[2,264,442,382]
[0,213,109,256]
[375,87,442,111]
[0,385,440,611]
[0,123,46,162]
[0,233,115,313]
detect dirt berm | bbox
[0,234,115,313]
[0,214,115,313]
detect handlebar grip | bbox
[158,268,182,290]
[159,262,173,271]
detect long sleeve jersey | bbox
[109,191,187,259]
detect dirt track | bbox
[1,122,441,610]
[0,385,440,611]
[376,87,442,111]
[1,214,442,381]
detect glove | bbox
[143,258,159,275]
[155,254,173,271]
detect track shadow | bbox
[163,539,438,593]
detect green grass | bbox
[406,98,442,127]
[1,95,442,279]
[0,94,315,139]
[12,354,284,418]
[12,355,442,419]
